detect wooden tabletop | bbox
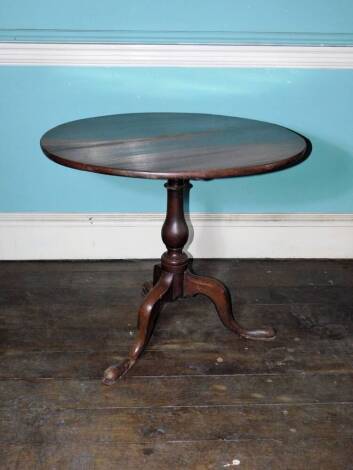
[40,113,310,180]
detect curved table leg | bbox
[102,271,173,385]
[184,271,276,341]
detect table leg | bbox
[184,270,276,340]
[102,270,173,385]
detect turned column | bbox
[159,179,190,299]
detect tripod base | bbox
[103,179,275,385]
[102,265,275,385]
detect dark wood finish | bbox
[41,113,310,180]
[102,180,275,384]
[1,260,353,469]
[184,270,275,340]
[102,270,174,385]
[2,440,353,470]
[40,113,311,382]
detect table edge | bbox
[41,141,310,180]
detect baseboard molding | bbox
[1,212,352,260]
[1,43,353,68]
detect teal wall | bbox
[1,0,353,44]
[1,2,353,213]
[1,67,353,213]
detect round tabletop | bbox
[40,113,309,180]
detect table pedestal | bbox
[103,179,275,385]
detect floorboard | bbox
[1,259,353,469]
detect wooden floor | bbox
[1,259,353,470]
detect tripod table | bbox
[40,112,310,385]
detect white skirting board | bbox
[0,213,352,260]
